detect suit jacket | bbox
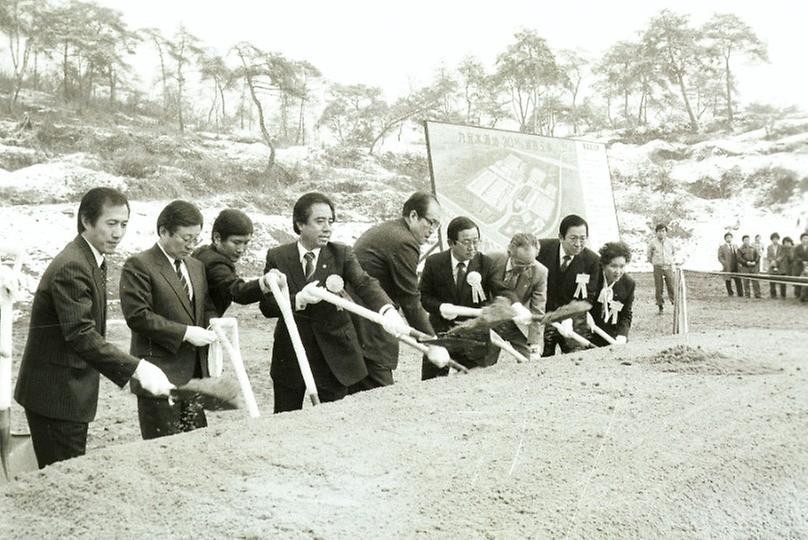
[592,273,635,340]
[794,244,808,276]
[766,244,783,274]
[490,253,547,345]
[192,244,263,317]
[717,243,739,272]
[537,239,600,312]
[350,218,434,370]
[119,244,217,396]
[737,244,759,270]
[14,236,139,423]
[419,250,515,335]
[259,241,390,387]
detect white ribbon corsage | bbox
[574,273,589,299]
[466,271,486,303]
[325,274,346,310]
[608,300,623,324]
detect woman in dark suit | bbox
[591,242,635,347]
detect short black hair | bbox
[156,200,203,235]
[770,232,780,241]
[723,232,733,240]
[599,241,632,265]
[801,232,808,240]
[741,234,750,241]
[212,209,254,242]
[77,187,130,233]
[446,216,479,243]
[292,192,335,234]
[559,214,588,237]
[402,191,438,218]
[782,236,793,246]
[655,224,668,233]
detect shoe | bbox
[658,305,663,314]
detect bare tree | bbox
[166,25,204,132]
[702,13,768,124]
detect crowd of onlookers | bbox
[718,231,808,302]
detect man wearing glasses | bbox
[348,192,451,392]
[537,214,601,356]
[120,200,218,439]
[420,216,529,379]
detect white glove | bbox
[556,318,574,338]
[380,306,410,337]
[295,280,322,310]
[439,303,459,321]
[132,359,175,397]
[0,265,21,304]
[261,269,287,292]
[184,326,218,346]
[614,335,627,344]
[425,345,450,368]
[510,302,533,325]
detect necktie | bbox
[560,255,571,272]
[507,265,524,289]
[174,259,191,300]
[304,251,316,281]
[99,259,107,286]
[455,262,466,295]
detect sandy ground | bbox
[1,273,807,538]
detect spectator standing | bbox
[717,232,744,297]
[737,234,761,299]
[647,224,675,313]
[766,233,785,298]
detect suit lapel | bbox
[152,245,194,319]
[75,237,106,330]
[313,244,334,285]
[281,243,307,293]
[187,258,205,324]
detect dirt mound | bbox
[1,329,807,538]
[642,344,783,376]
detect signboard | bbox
[424,121,619,253]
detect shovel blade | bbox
[170,377,242,411]
[1,409,38,482]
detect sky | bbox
[95,0,807,109]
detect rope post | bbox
[673,267,689,335]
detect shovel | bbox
[169,376,242,411]
[1,244,37,481]
[264,272,321,405]
[307,278,469,374]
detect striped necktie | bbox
[304,251,316,281]
[174,258,191,300]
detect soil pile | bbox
[641,344,783,375]
[1,329,807,538]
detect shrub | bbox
[750,166,800,206]
[111,147,160,178]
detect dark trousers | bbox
[738,267,761,297]
[273,353,349,413]
[348,356,395,394]
[653,265,675,306]
[24,409,88,469]
[724,277,743,296]
[136,396,207,440]
[770,281,786,298]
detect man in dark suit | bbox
[419,216,527,380]
[537,214,600,356]
[120,200,218,440]
[490,233,548,359]
[14,188,174,468]
[717,232,744,297]
[766,232,785,298]
[349,191,450,392]
[193,208,269,317]
[737,234,761,298]
[259,192,418,413]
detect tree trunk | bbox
[109,67,116,106]
[62,42,70,101]
[676,71,699,132]
[724,53,733,124]
[237,50,276,172]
